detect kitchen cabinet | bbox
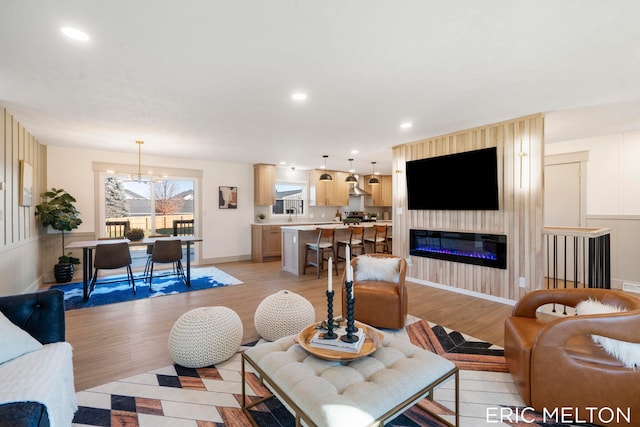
[254,164,276,206]
[364,175,392,206]
[309,170,350,206]
[251,224,282,262]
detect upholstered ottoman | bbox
[169,306,243,368]
[242,334,459,427]
[254,290,315,341]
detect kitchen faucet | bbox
[287,206,298,222]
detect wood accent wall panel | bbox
[392,114,544,300]
[0,106,47,296]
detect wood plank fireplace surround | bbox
[392,113,545,301]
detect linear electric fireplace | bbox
[410,229,507,269]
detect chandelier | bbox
[130,140,166,183]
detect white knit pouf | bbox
[169,306,243,368]
[254,290,315,341]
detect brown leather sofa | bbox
[504,288,640,426]
[341,254,407,329]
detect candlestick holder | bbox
[321,290,338,339]
[340,280,359,343]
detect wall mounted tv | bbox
[406,147,499,210]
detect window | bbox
[272,182,306,217]
[104,176,195,236]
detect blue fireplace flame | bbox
[410,229,507,269]
[413,245,498,260]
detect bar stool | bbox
[303,228,339,278]
[337,225,365,269]
[365,224,390,254]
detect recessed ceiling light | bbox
[350,150,359,155]
[400,122,413,129]
[291,92,307,101]
[279,161,287,165]
[61,27,90,41]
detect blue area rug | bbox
[51,267,243,311]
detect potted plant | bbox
[125,227,145,241]
[35,188,83,283]
[257,213,266,223]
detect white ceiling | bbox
[1,0,640,175]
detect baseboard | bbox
[24,276,45,293]
[407,276,517,306]
[200,254,251,264]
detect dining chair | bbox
[105,220,131,239]
[147,239,186,288]
[173,219,194,236]
[303,228,339,278]
[143,235,168,279]
[90,242,135,296]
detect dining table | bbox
[65,236,203,299]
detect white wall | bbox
[545,130,640,287]
[47,146,254,262]
[546,131,640,215]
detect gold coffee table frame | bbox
[241,327,459,427]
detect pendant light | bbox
[345,158,358,182]
[368,161,380,185]
[319,155,333,181]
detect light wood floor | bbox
[55,260,514,391]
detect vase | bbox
[54,263,75,283]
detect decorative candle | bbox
[345,245,351,281]
[349,265,354,298]
[328,257,333,292]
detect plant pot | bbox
[54,263,75,284]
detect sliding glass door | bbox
[103,176,194,236]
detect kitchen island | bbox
[281,222,392,275]
[251,221,340,262]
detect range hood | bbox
[349,182,370,196]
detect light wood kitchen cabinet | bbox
[251,224,282,262]
[254,163,276,206]
[364,175,393,206]
[309,170,350,206]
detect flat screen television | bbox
[406,147,499,210]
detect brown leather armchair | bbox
[341,254,407,329]
[504,288,640,426]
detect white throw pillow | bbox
[355,255,400,283]
[0,311,43,364]
[575,298,640,369]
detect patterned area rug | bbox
[52,267,243,310]
[71,320,589,427]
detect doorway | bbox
[544,151,588,284]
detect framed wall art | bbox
[19,160,33,206]
[219,186,237,209]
